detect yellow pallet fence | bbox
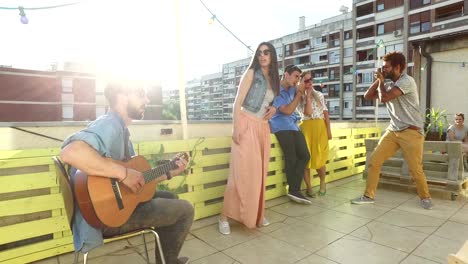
[0,127,380,263]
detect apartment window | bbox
[410,0,431,10]
[377,0,384,11]
[358,72,373,84]
[315,36,327,45]
[319,54,328,61]
[62,78,73,92]
[344,47,353,58]
[344,102,350,108]
[377,0,404,12]
[410,11,430,34]
[285,45,291,56]
[330,69,335,80]
[344,83,353,91]
[329,50,340,64]
[344,66,353,74]
[377,24,385,35]
[344,31,352,40]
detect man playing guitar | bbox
[60,82,193,264]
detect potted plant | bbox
[424,107,449,141]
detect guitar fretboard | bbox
[142,161,178,183]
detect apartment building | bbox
[354,0,468,117]
[271,12,362,120]
[181,0,467,121]
[182,72,229,121]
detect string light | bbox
[0,2,80,24]
[198,0,253,52]
[18,6,28,24]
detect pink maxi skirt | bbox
[222,110,271,228]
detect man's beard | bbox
[384,70,395,80]
[127,105,145,120]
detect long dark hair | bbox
[248,42,280,95]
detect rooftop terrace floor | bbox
[34,176,468,264]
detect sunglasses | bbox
[256,49,271,57]
[304,78,312,84]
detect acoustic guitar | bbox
[73,153,189,229]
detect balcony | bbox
[293,46,311,55]
[356,14,375,26]
[432,15,468,32]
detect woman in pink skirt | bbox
[218,42,280,234]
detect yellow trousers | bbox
[365,129,431,199]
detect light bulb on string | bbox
[18,6,28,24]
[208,15,216,25]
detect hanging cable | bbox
[0,2,80,24]
[198,0,253,52]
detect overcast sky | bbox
[0,0,352,89]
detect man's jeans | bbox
[103,191,194,264]
[274,130,310,193]
[365,129,431,199]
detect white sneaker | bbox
[262,217,270,227]
[218,218,231,235]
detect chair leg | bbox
[148,229,166,264]
[142,233,150,264]
[73,252,79,264]
[83,252,88,264]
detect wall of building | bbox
[430,47,468,116]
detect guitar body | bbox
[74,155,156,228]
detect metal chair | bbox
[53,156,165,264]
[73,228,165,264]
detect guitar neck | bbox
[142,161,178,183]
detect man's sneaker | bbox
[287,191,312,204]
[351,195,375,205]
[420,198,433,210]
[218,218,231,235]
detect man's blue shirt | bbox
[61,111,134,253]
[269,85,301,133]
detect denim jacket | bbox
[242,68,268,113]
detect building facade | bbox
[179,0,467,121]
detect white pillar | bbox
[174,0,188,140]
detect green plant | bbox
[425,107,449,140]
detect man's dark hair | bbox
[382,51,406,72]
[284,64,302,76]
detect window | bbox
[358,72,373,84]
[345,83,353,91]
[410,11,430,34]
[329,50,340,64]
[285,45,291,56]
[377,0,384,11]
[319,54,328,61]
[62,78,73,92]
[344,47,353,58]
[344,31,352,40]
[377,24,385,35]
[410,0,431,10]
[344,66,353,74]
[344,102,350,108]
[315,36,327,45]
